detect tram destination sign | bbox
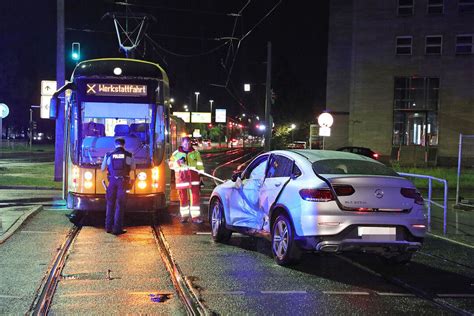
[86,83,147,97]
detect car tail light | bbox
[333,185,355,196]
[401,188,424,205]
[372,153,379,159]
[299,188,334,202]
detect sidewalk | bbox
[0,205,42,244]
[0,188,63,244]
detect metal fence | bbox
[398,172,448,235]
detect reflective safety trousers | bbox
[169,147,204,189]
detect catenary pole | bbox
[264,41,272,151]
[54,0,65,181]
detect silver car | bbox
[209,150,427,266]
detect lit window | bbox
[459,0,474,13]
[425,35,442,55]
[427,0,444,14]
[398,0,414,16]
[393,77,439,147]
[456,34,474,54]
[396,36,413,55]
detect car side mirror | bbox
[231,171,242,182]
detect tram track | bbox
[27,223,208,315]
[29,225,82,315]
[337,254,473,316]
[418,250,474,271]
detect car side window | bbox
[243,155,268,180]
[266,155,293,178]
[293,163,302,178]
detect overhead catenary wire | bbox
[145,34,231,58]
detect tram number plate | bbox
[358,227,396,241]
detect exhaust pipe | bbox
[316,243,340,252]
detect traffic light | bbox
[31,121,37,130]
[71,42,81,61]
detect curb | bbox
[0,205,43,244]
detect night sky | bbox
[0,0,328,137]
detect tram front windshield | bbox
[79,101,153,166]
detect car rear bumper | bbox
[67,192,166,212]
[314,239,422,253]
[295,224,424,254]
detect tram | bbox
[50,58,184,212]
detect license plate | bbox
[358,227,396,241]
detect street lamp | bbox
[290,123,296,142]
[169,97,174,108]
[194,92,200,112]
[209,99,214,114]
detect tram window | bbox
[78,102,154,167]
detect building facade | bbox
[326,0,474,165]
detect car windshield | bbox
[312,159,399,176]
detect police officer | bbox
[169,137,204,223]
[101,137,135,235]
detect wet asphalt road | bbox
[0,147,473,315]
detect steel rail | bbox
[152,225,209,316]
[418,251,474,270]
[338,255,473,316]
[28,225,81,315]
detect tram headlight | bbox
[137,181,147,189]
[137,172,147,181]
[84,171,93,181]
[84,181,94,189]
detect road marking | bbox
[323,291,370,295]
[0,294,23,299]
[204,291,245,295]
[261,290,307,294]
[21,230,62,234]
[195,232,248,237]
[376,292,415,297]
[427,233,474,249]
[437,294,474,298]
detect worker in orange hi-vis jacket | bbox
[169,137,205,224]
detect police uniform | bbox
[101,146,135,234]
[169,146,204,221]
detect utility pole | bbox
[264,42,272,152]
[54,0,65,181]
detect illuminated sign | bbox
[172,112,191,123]
[215,108,226,123]
[191,112,211,123]
[86,83,147,97]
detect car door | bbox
[228,155,269,228]
[258,154,294,231]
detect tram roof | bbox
[72,58,168,82]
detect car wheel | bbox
[271,214,301,266]
[210,198,232,243]
[382,252,413,265]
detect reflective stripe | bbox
[190,206,200,217]
[197,162,204,166]
[191,181,200,186]
[176,182,190,188]
[180,206,190,217]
